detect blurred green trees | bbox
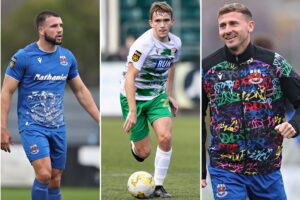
[1,0,99,86]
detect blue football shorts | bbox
[209,165,287,200]
[20,129,67,169]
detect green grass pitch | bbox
[1,187,99,200]
[101,116,200,199]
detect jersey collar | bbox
[224,43,254,64]
[36,42,57,53]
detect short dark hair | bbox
[36,10,60,28]
[149,1,173,20]
[218,3,252,20]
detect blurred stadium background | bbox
[203,0,300,199]
[100,0,200,199]
[1,0,99,199]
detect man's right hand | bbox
[1,127,13,153]
[123,111,137,133]
[168,97,178,117]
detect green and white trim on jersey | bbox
[120,29,182,101]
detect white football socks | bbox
[154,146,172,186]
[131,141,137,155]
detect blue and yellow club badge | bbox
[9,56,17,68]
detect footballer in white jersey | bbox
[121,29,181,100]
[120,2,181,198]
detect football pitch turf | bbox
[101,116,200,199]
[1,187,99,200]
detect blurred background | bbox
[1,0,99,199]
[202,0,300,200]
[101,0,201,199]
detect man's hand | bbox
[1,127,13,153]
[168,97,178,117]
[201,179,207,188]
[275,122,296,138]
[123,111,137,133]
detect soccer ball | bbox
[127,171,155,199]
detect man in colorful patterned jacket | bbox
[202,3,300,200]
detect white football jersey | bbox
[121,29,181,100]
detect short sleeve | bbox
[67,51,79,80]
[127,39,152,71]
[172,38,182,63]
[5,50,27,81]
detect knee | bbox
[36,170,52,184]
[158,133,172,151]
[135,146,151,159]
[49,174,62,188]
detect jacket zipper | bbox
[236,56,247,173]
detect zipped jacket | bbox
[202,43,300,176]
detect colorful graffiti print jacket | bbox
[202,43,300,177]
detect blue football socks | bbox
[48,187,61,200]
[32,179,48,200]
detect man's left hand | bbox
[201,179,207,188]
[275,122,296,138]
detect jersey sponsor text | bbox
[155,59,172,69]
[34,73,68,81]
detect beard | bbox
[44,32,62,45]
